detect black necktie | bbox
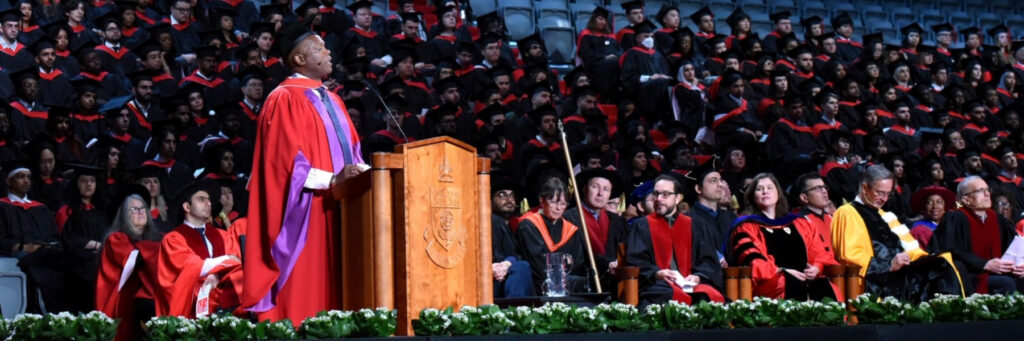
[315,88,353,164]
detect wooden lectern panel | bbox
[394,138,484,335]
[340,137,492,336]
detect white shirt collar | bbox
[104,41,120,50]
[0,37,17,50]
[7,194,30,204]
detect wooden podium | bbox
[336,137,493,335]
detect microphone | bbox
[362,78,409,143]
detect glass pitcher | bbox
[542,252,573,297]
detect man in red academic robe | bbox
[155,179,242,318]
[563,168,628,293]
[791,172,837,261]
[242,16,367,324]
[626,175,725,305]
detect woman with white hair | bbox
[95,184,164,341]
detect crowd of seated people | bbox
[2,0,1024,332]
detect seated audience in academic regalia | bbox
[564,168,629,294]
[515,177,592,295]
[92,11,139,78]
[73,45,128,104]
[385,41,435,115]
[233,66,267,142]
[766,93,817,184]
[560,86,603,145]
[142,121,194,202]
[30,37,76,107]
[830,12,860,64]
[711,70,763,154]
[163,0,202,54]
[131,165,171,228]
[174,83,220,144]
[61,0,102,52]
[884,98,920,156]
[426,6,471,54]
[26,142,67,211]
[908,185,955,249]
[39,104,87,163]
[754,69,787,120]
[133,40,178,100]
[731,173,841,300]
[620,20,673,123]
[0,9,36,72]
[834,76,863,128]
[475,11,517,66]
[179,45,234,107]
[7,67,49,144]
[932,176,1024,294]
[363,94,415,158]
[43,23,82,76]
[123,70,164,142]
[626,175,724,305]
[489,175,532,298]
[342,1,389,71]
[832,165,967,301]
[615,0,645,50]
[820,130,861,204]
[98,97,148,169]
[154,179,243,318]
[576,6,621,97]
[518,104,564,169]
[69,78,106,141]
[0,107,22,163]
[682,158,737,262]
[96,184,165,341]
[56,164,111,312]
[0,159,70,313]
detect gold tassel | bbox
[520,197,530,215]
[616,193,627,214]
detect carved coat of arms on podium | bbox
[424,157,464,268]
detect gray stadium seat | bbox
[937,0,961,13]
[910,2,933,13]
[752,21,773,34]
[749,11,769,23]
[919,9,944,28]
[852,0,876,9]
[949,11,973,31]
[976,13,1003,32]
[613,11,629,32]
[870,20,893,31]
[801,2,828,23]
[708,1,734,22]
[0,258,27,317]
[889,7,916,30]
[770,1,798,20]
[831,3,855,18]
[862,6,887,25]
[992,3,1014,16]
[879,28,899,43]
[501,0,534,40]
[571,2,597,32]
[536,1,570,23]
[963,0,988,17]
[679,2,705,22]
[470,0,498,18]
[539,17,576,65]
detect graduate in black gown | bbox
[57,163,111,312]
[164,0,203,54]
[7,67,49,144]
[30,37,76,107]
[563,168,630,294]
[91,11,139,78]
[576,6,620,97]
[619,20,673,124]
[178,45,235,107]
[0,159,69,313]
[0,9,36,72]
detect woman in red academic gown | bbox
[96,185,164,341]
[729,173,842,301]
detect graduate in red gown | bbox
[626,175,725,305]
[154,179,242,318]
[242,16,367,324]
[96,185,164,341]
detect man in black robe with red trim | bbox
[627,175,725,306]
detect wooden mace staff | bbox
[556,119,603,294]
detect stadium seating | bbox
[0,258,27,317]
[500,0,534,40]
[539,17,576,65]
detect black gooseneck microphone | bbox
[361,78,409,143]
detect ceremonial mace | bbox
[557,120,603,294]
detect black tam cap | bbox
[987,24,1009,37]
[0,8,20,23]
[620,0,643,12]
[831,12,853,29]
[346,0,374,13]
[900,23,924,36]
[932,23,954,34]
[689,6,713,25]
[633,20,657,35]
[770,10,791,23]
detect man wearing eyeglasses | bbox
[626,175,724,305]
[832,165,965,301]
[931,176,1024,294]
[490,175,531,298]
[791,173,836,261]
[165,0,202,55]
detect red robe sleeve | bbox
[96,232,136,317]
[793,217,840,272]
[730,221,786,298]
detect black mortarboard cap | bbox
[725,8,749,29]
[92,10,121,28]
[932,23,954,34]
[260,3,288,18]
[961,26,981,38]
[801,15,823,28]
[633,20,657,34]
[11,66,39,83]
[526,103,558,122]
[194,44,219,60]
[249,21,275,37]
[28,36,56,54]
[399,12,421,23]
[593,6,610,19]
[987,24,1009,37]
[107,184,150,221]
[295,0,319,17]
[689,6,713,25]
[236,65,269,84]
[575,167,624,199]
[517,32,544,50]
[432,75,460,92]
[345,0,374,13]
[66,163,104,179]
[770,10,791,23]
[71,78,101,94]
[0,8,20,23]
[655,5,678,27]
[99,95,132,115]
[475,103,506,122]
[171,179,220,223]
[900,23,924,36]
[378,76,407,94]
[133,38,162,57]
[831,12,853,29]
[620,0,644,12]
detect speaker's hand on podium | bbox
[332,164,370,187]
